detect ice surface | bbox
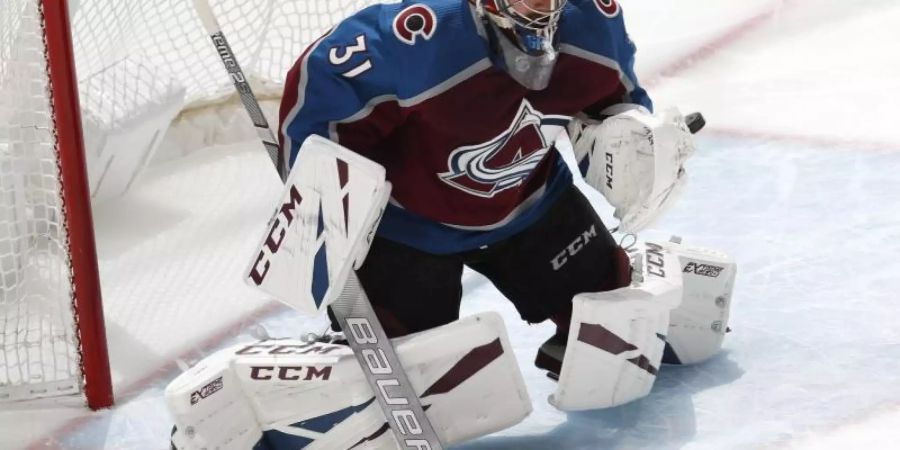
[3,0,900,448]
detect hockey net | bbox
[0,0,375,409]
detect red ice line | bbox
[645,0,900,152]
[26,2,822,449]
[706,126,900,152]
[642,4,781,89]
[25,301,286,450]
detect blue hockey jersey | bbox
[279,0,651,254]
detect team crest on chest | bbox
[594,0,620,18]
[393,4,437,45]
[438,100,567,198]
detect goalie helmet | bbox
[476,0,567,55]
[473,0,568,90]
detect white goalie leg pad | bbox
[550,242,683,411]
[167,312,531,450]
[166,348,264,450]
[389,312,532,447]
[659,238,737,365]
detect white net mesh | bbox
[0,0,378,403]
[0,0,82,402]
[72,0,378,115]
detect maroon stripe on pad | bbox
[578,323,658,376]
[421,338,504,398]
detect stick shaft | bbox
[195,0,285,180]
[193,2,443,447]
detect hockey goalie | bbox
[168,0,737,448]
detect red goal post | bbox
[42,0,114,411]
[0,0,112,410]
[2,0,378,411]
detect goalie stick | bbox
[193,2,444,449]
[193,0,285,181]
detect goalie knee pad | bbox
[538,238,736,411]
[657,238,737,365]
[537,245,632,376]
[548,241,683,411]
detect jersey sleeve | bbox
[616,33,652,111]
[278,6,401,170]
[566,0,653,116]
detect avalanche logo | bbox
[595,0,620,18]
[393,4,437,45]
[439,100,567,198]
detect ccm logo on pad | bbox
[249,366,333,381]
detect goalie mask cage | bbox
[1,0,377,410]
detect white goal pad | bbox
[659,239,737,365]
[245,135,390,316]
[166,312,531,450]
[551,242,683,411]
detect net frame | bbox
[1,0,379,410]
[43,0,113,411]
[0,0,112,410]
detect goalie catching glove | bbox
[568,105,699,233]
